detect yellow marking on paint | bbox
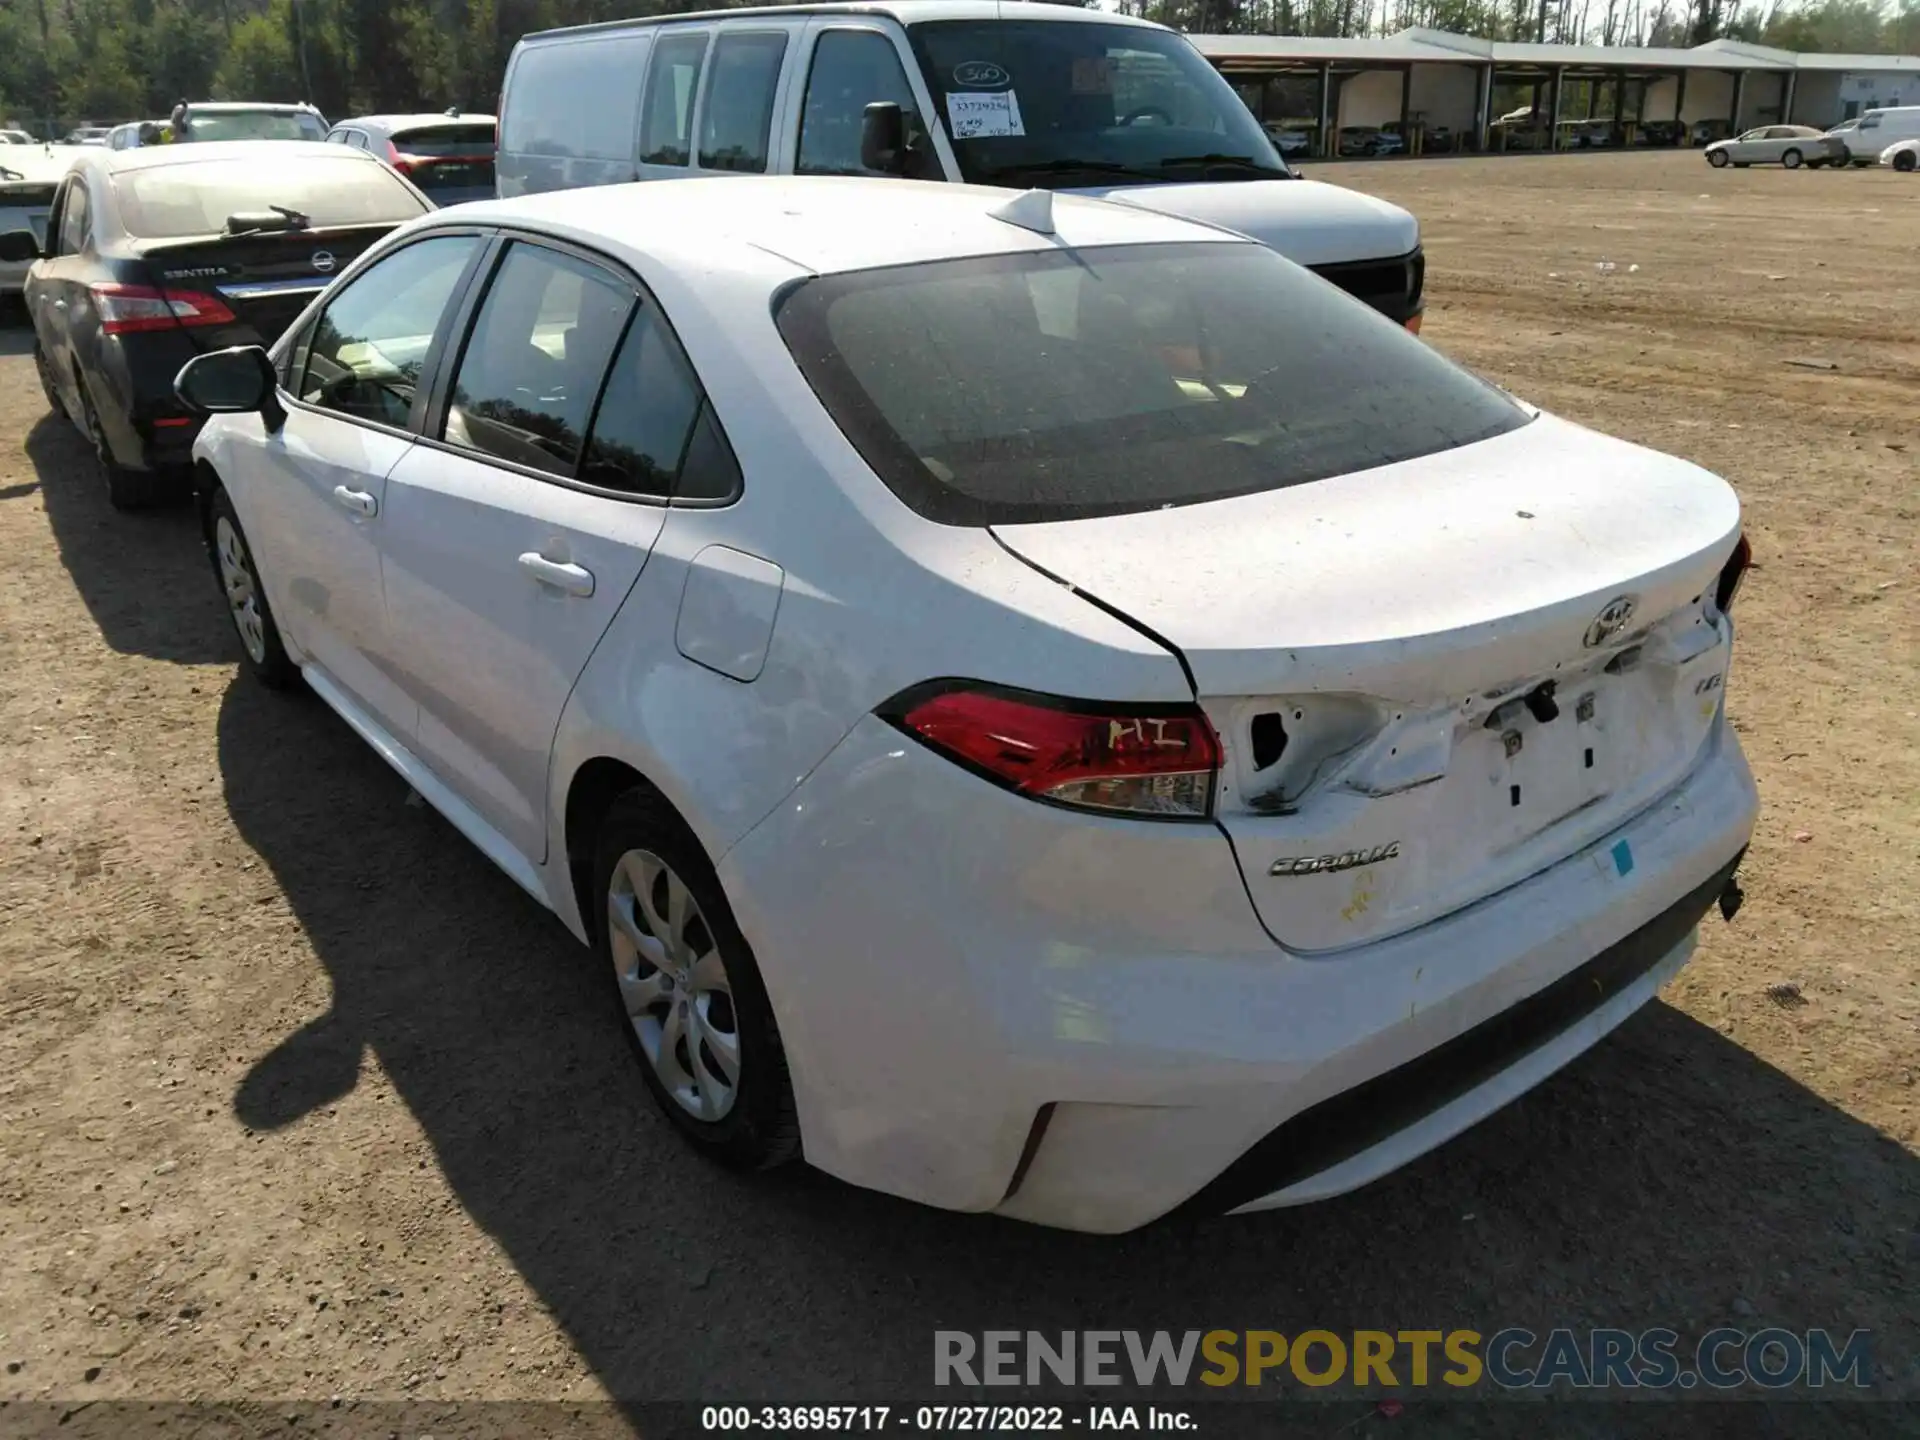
[1342,885,1374,923]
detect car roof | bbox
[184,101,320,113]
[90,139,379,173]
[527,0,1165,41]
[335,114,497,131]
[434,174,1240,279]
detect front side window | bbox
[699,31,788,173]
[796,29,933,178]
[442,242,633,478]
[904,20,1286,189]
[777,242,1528,526]
[299,234,480,427]
[639,32,710,166]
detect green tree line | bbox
[1,0,1913,129]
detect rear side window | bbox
[777,242,1528,526]
[503,35,650,159]
[698,31,788,174]
[639,31,710,166]
[442,242,634,478]
[57,181,89,253]
[580,306,738,501]
[110,157,426,239]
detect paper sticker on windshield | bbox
[946,90,1025,140]
[952,61,1011,90]
[1071,57,1112,94]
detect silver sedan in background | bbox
[1705,125,1846,169]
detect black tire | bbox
[33,343,63,416]
[1896,151,1918,173]
[78,378,170,511]
[592,788,800,1171]
[207,486,299,688]
[1708,150,1730,168]
[1782,148,1802,169]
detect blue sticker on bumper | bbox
[1611,839,1635,877]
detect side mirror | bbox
[859,101,908,175]
[0,228,41,263]
[176,346,285,432]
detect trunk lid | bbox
[991,415,1744,952]
[133,222,400,348]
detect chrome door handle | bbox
[331,485,377,517]
[518,552,595,597]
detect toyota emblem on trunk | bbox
[312,250,335,273]
[1583,595,1637,648]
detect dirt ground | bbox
[0,150,1915,1434]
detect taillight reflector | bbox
[1715,532,1752,614]
[92,283,236,335]
[884,682,1220,820]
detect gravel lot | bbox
[0,150,1915,1434]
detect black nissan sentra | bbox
[0,140,429,508]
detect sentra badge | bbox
[1270,842,1400,878]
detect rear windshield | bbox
[777,242,1528,526]
[111,157,428,239]
[392,124,497,156]
[182,109,328,142]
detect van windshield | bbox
[904,20,1289,189]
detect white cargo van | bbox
[497,2,1428,329]
[1843,105,1920,164]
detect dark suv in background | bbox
[326,110,497,206]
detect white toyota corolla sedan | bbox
[179,177,1757,1233]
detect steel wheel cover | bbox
[607,847,740,1122]
[215,516,268,664]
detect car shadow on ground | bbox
[24,410,227,663]
[207,663,1920,1429]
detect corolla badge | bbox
[953,61,1011,89]
[311,250,336,273]
[1270,842,1400,878]
[1582,595,1637,648]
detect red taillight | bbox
[92,283,236,335]
[885,683,1221,819]
[1715,532,1752,614]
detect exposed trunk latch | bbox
[1484,679,1560,731]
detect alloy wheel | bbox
[607,848,740,1122]
[214,515,269,664]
